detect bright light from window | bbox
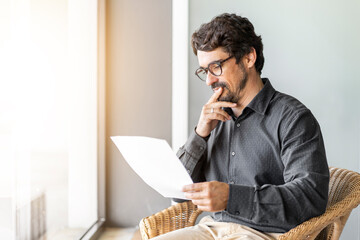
[0,0,98,239]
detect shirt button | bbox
[235,211,240,215]
[236,123,240,127]
[199,146,204,151]
[231,152,235,156]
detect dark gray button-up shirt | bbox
[177,78,329,233]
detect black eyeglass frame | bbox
[195,55,234,81]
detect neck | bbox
[232,73,264,117]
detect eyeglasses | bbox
[195,56,234,81]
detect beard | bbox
[211,63,248,103]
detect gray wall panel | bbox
[106,0,172,227]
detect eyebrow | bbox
[200,58,224,68]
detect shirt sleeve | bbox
[226,109,329,229]
[176,129,208,183]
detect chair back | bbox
[315,167,360,240]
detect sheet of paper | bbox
[111,136,193,199]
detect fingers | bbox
[185,192,209,200]
[205,88,237,121]
[182,182,204,192]
[183,183,209,200]
[196,87,237,138]
[212,101,237,109]
[182,181,230,212]
[191,199,210,208]
[209,111,231,122]
[205,105,233,122]
[207,87,223,103]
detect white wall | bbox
[188,1,360,239]
[106,0,172,227]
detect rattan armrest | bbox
[278,170,360,240]
[139,201,203,239]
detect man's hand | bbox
[182,181,229,212]
[196,88,236,138]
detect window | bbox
[0,0,104,239]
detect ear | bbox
[244,47,257,69]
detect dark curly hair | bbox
[191,13,264,74]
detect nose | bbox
[205,72,218,86]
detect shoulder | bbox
[271,91,308,115]
[269,91,318,133]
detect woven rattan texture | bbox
[139,201,203,239]
[139,167,360,240]
[278,167,360,240]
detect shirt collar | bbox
[246,78,275,115]
[224,78,275,117]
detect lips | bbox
[212,87,220,92]
[211,82,227,92]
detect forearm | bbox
[226,171,329,228]
[176,129,208,182]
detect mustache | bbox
[211,82,228,90]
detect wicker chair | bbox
[139,167,360,240]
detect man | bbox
[156,13,329,240]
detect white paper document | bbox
[111,136,193,199]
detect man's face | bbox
[197,48,248,103]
